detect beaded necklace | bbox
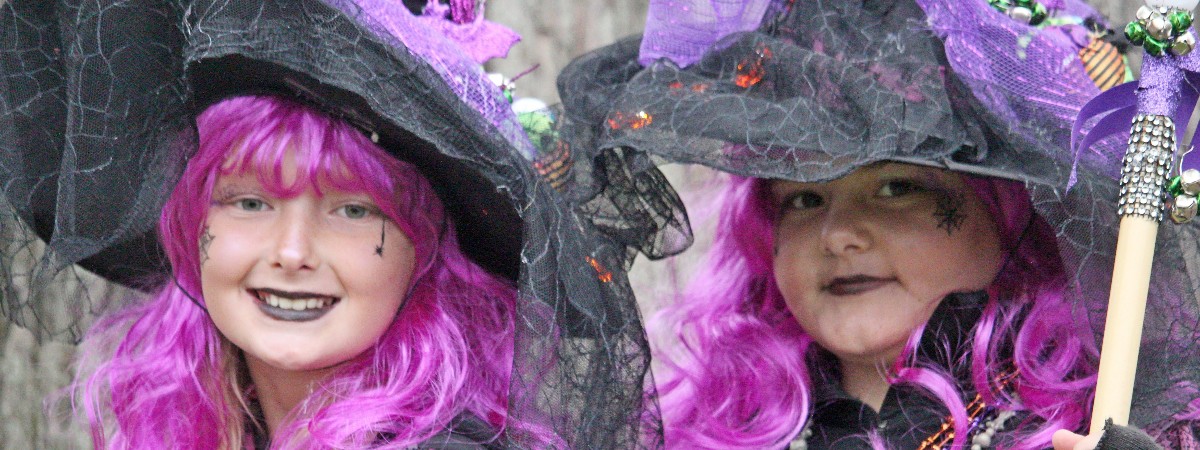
[788,370,1020,450]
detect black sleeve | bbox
[1095,419,1163,450]
[412,413,502,450]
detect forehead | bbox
[770,163,964,194]
[216,143,369,198]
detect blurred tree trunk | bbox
[486,0,647,103]
[0,0,1163,448]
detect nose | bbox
[269,210,320,272]
[820,201,872,256]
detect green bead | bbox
[1126,21,1147,45]
[1170,176,1184,197]
[1014,0,1033,7]
[1170,11,1193,35]
[1145,36,1168,56]
[518,111,555,139]
[1030,3,1048,26]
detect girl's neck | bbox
[838,357,891,412]
[244,356,337,439]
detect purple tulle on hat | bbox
[416,0,521,64]
[915,0,1120,187]
[330,0,535,159]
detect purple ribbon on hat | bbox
[1073,29,1200,184]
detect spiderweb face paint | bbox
[200,226,215,265]
[934,191,966,236]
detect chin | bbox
[261,354,344,372]
[821,337,908,365]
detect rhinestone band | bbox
[1118,114,1175,222]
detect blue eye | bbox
[784,191,824,210]
[878,180,925,197]
[339,204,374,219]
[236,198,267,211]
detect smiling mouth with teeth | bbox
[251,288,340,311]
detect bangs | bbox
[199,95,400,215]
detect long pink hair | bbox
[75,95,533,448]
[653,173,1098,449]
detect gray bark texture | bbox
[0,0,1157,448]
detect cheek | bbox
[334,232,418,348]
[198,226,263,327]
[896,211,1003,296]
[772,227,811,290]
[199,220,259,287]
[772,227,822,323]
[201,211,267,256]
[341,228,418,302]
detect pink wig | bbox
[653,174,1098,449]
[76,95,530,449]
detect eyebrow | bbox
[210,179,262,201]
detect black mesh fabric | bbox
[0,0,658,447]
[541,102,693,268]
[558,0,1200,431]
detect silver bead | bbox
[1150,16,1174,41]
[1181,169,1200,195]
[1138,5,1154,21]
[1172,195,1198,223]
[1174,32,1197,56]
[1008,6,1033,23]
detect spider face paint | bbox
[375,219,385,257]
[200,226,215,265]
[933,190,966,236]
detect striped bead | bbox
[1078,38,1126,91]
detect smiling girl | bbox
[76,94,521,448]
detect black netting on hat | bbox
[0,0,659,447]
[559,0,1200,430]
[534,103,693,268]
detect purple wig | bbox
[75,95,530,449]
[652,173,1098,449]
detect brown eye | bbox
[877,180,926,197]
[783,191,824,210]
